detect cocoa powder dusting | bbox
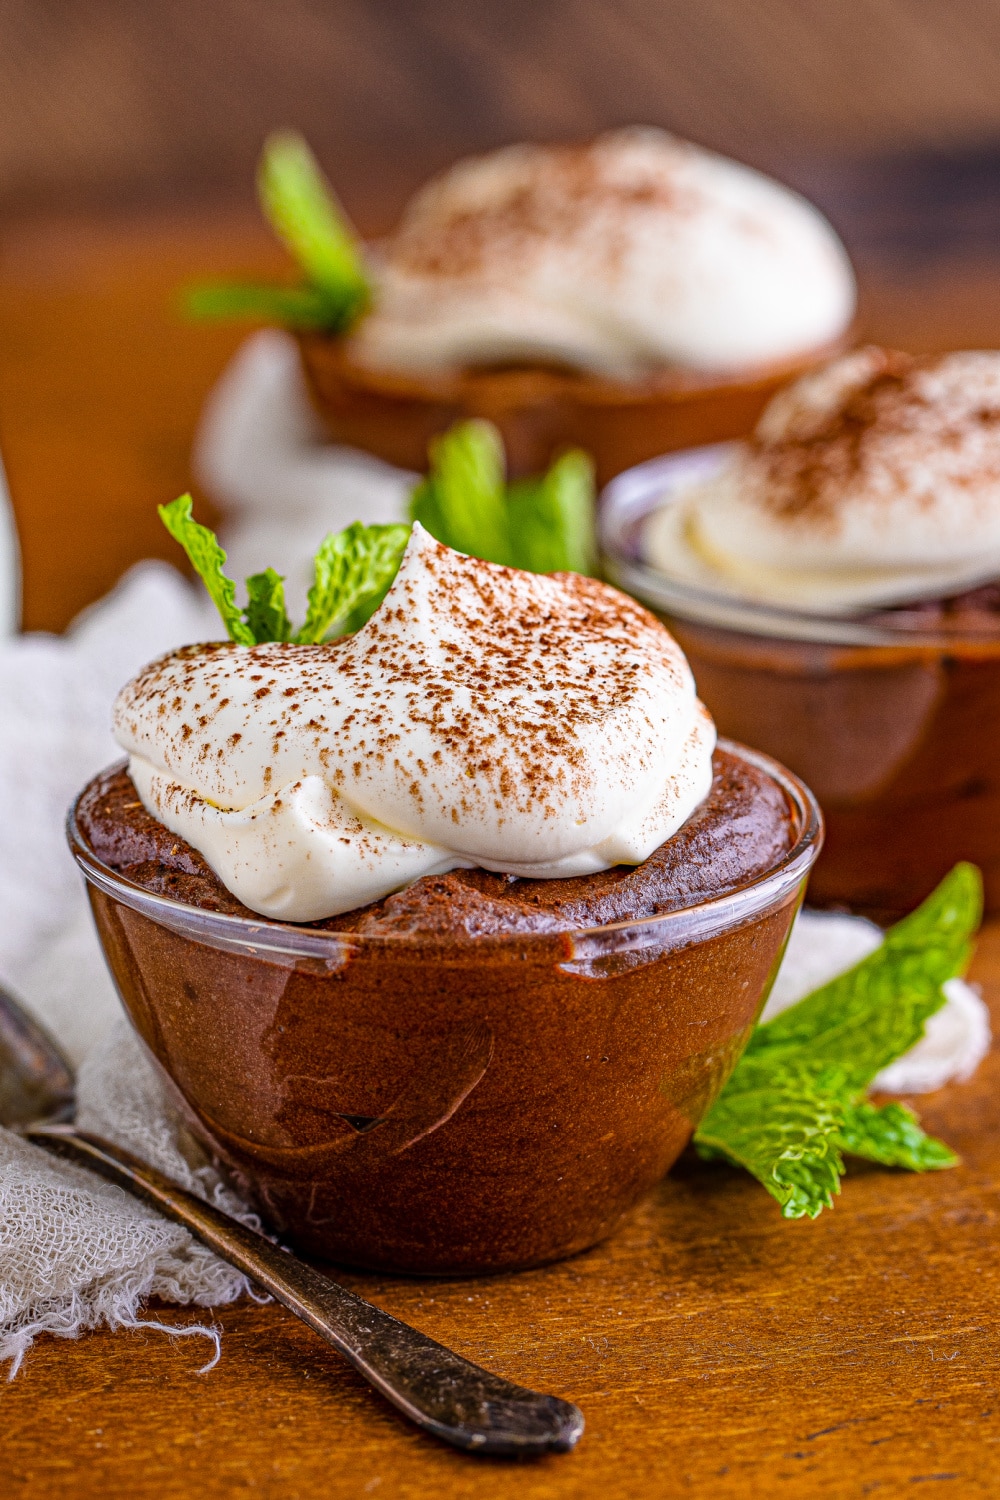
[388,139,702,285]
[750,348,1000,526]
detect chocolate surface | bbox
[76,748,794,936]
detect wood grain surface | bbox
[3,211,1000,1498]
[6,1,1000,218]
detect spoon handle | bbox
[26,1123,583,1457]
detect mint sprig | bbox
[185,132,370,334]
[158,495,408,645]
[159,422,596,643]
[693,863,982,1219]
[410,419,597,575]
[257,131,369,326]
[159,495,254,645]
[297,522,411,643]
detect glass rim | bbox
[600,444,1000,649]
[67,740,822,962]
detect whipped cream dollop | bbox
[114,526,715,922]
[350,127,855,380]
[645,346,1000,614]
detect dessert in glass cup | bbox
[603,345,1000,920]
[193,129,855,483]
[69,517,819,1273]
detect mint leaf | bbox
[295,522,411,643]
[158,500,408,645]
[507,450,596,575]
[158,495,254,645]
[243,568,292,643]
[410,420,513,567]
[257,131,369,334]
[694,1060,846,1220]
[409,420,598,576]
[694,864,981,1219]
[183,282,338,329]
[745,863,982,1090]
[839,1100,958,1171]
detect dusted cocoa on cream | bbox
[113,526,715,921]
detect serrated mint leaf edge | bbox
[158,495,254,644]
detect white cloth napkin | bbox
[0,335,989,1373]
[0,565,254,1372]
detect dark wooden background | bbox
[4,0,1000,264]
[7,0,1000,634]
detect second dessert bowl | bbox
[603,346,1000,919]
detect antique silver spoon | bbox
[0,982,583,1457]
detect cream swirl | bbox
[645,347,1000,614]
[350,128,855,380]
[114,526,715,921]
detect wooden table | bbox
[3,210,1000,1498]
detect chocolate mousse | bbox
[76,745,795,935]
[634,346,1000,917]
[69,521,820,1272]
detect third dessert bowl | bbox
[603,346,1000,919]
[69,515,820,1273]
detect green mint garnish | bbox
[410,419,597,575]
[295,522,411,643]
[184,283,339,327]
[243,568,293,644]
[693,863,982,1219]
[158,495,407,645]
[159,423,596,643]
[184,131,370,334]
[257,131,370,329]
[158,495,254,645]
[410,420,512,566]
[507,449,598,577]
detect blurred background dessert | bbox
[353,130,852,379]
[293,127,854,480]
[644,346,1000,613]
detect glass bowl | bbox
[601,447,1000,920]
[68,742,820,1274]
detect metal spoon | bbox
[0,983,583,1457]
